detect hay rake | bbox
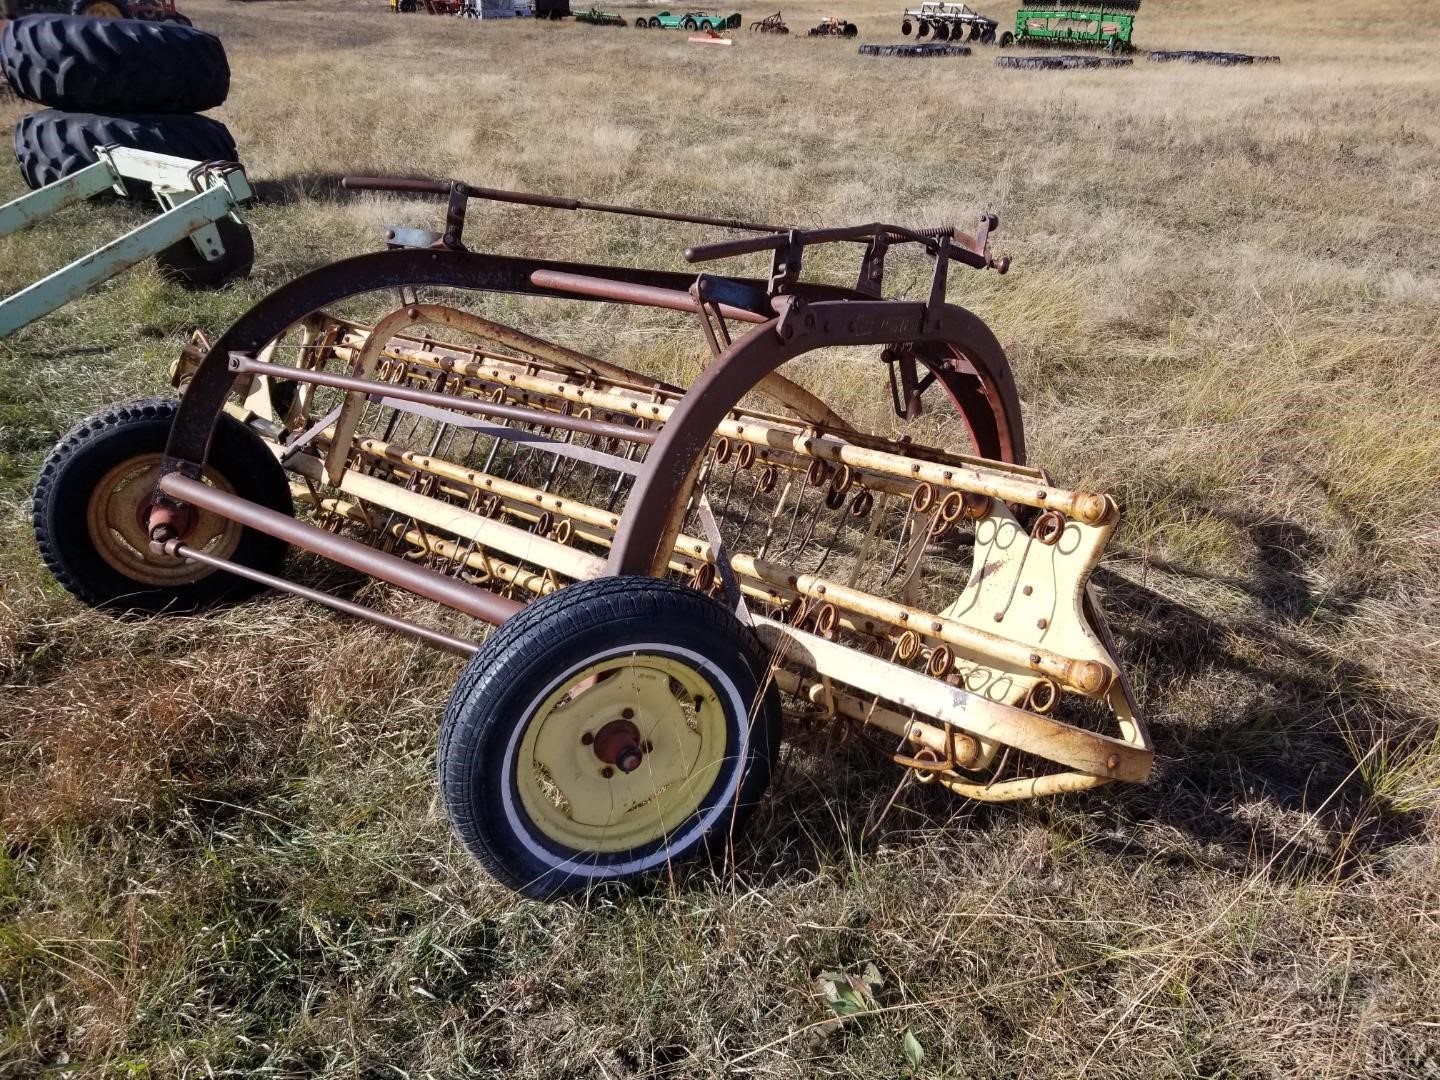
[34,176,1153,897]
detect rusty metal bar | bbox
[227,354,659,446]
[362,398,644,475]
[340,176,789,234]
[528,269,769,324]
[162,540,479,656]
[683,222,948,264]
[157,473,523,626]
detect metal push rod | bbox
[156,473,524,626]
[340,176,790,234]
[162,540,480,656]
[527,269,769,323]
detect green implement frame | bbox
[0,145,253,340]
[1005,0,1139,51]
[573,5,625,24]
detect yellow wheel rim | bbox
[515,653,728,853]
[85,452,241,587]
[82,1,126,16]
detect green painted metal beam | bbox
[0,159,120,241]
[0,183,236,339]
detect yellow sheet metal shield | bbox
[516,654,729,852]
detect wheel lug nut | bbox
[581,732,594,745]
[601,766,614,779]
[621,707,635,719]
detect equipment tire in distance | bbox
[439,576,783,899]
[1,15,229,114]
[34,398,292,614]
[70,0,133,17]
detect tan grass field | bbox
[2,0,1439,1075]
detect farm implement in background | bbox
[573,5,624,24]
[633,9,741,30]
[749,10,788,33]
[900,2,998,44]
[0,145,253,339]
[35,176,1153,899]
[1000,0,1140,51]
[808,16,857,37]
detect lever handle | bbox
[341,176,451,195]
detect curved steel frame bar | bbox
[163,248,1023,492]
[165,248,857,476]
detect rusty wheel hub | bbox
[590,716,645,774]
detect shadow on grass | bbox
[247,173,350,206]
[1095,562,1429,878]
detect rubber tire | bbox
[999,30,1013,47]
[648,16,659,27]
[682,17,696,29]
[154,216,254,289]
[13,109,238,194]
[34,398,293,614]
[697,18,710,30]
[842,21,856,37]
[69,0,133,17]
[1,15,228,114]
[439,576,783,899]
[633,17,645,26]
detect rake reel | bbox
[34,177,1153,898]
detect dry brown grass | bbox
[2,0,1439,1075]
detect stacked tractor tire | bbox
[2,15,237,195]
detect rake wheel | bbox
[33,398,291,613]
[438,576,782,898]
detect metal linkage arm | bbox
[0,146,253,340]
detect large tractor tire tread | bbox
[1,14,229,114]
[13,109,238,194]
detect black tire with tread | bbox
[1,15,228,114]
[13,109,238,194]
[33,398,292,614]
[438,576,783,899]
[155,215,254,289]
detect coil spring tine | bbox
[605,437,642,512]
[732,468,768,544]
[812,489,866,578]
[757,479,793,561]
[780,479,810,554]
[716,456,741,523]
